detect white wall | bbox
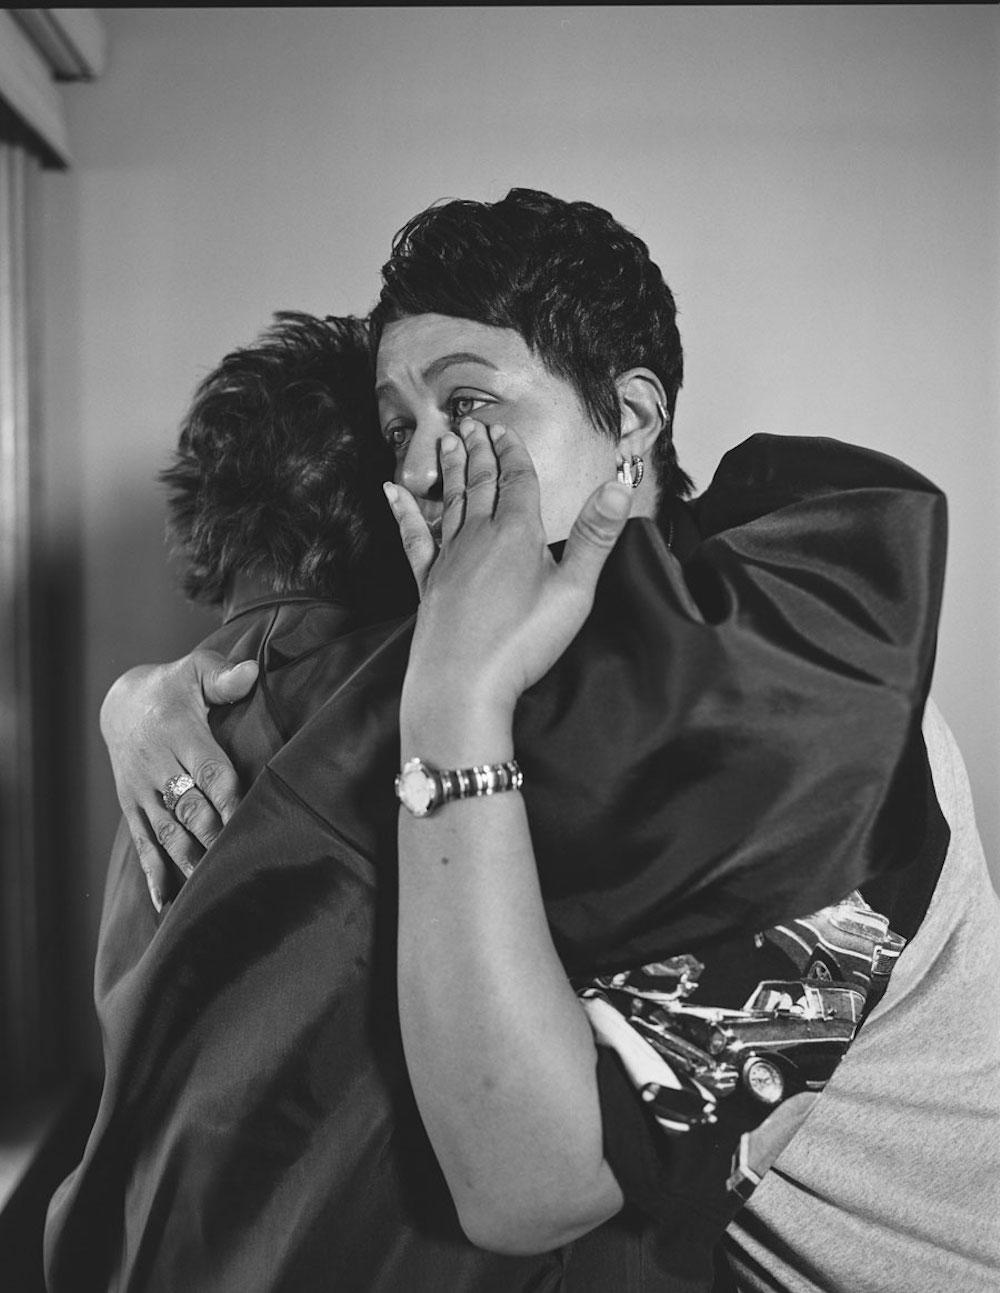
[38,6,999,1065]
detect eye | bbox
[448,393,492,425]
[382,422,411,452]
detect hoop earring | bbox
[616,455,645,489]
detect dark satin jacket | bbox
[45,436,948,1293]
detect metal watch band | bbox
[440,760,523,803]
[395,756,523,818]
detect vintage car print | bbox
[624,979,861,1107]
[583,891,908,1138]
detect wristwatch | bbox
[395,756,523,818]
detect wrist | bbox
[400,687,515,768]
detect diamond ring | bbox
[161,772,197,813]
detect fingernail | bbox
[490,424,506,441]
[458,418,478,438]
[150,885,164,914]
[597,482,632,518]
[383,482,399,507]
[440,432,460,453]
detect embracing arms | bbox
[98,422,946,1257]
[97,419,637,1254]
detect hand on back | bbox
[100,651,256,909]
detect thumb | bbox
[200,655,259,705]
[559,481,632,594]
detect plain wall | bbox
[36,6,999,1069]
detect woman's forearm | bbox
[397,693,623,1255]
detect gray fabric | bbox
[724,699,1000,1292]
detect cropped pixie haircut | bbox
[161,312,407,610]
[371,188,692,497]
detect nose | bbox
[396,419,444,500]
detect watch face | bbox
[396,759,436,817]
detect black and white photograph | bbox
[0,7,997,1291]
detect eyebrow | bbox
[375,351,499,399]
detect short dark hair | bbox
[161,312,411,613]
[371,188,691,497]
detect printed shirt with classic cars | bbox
[580,880,933,1241]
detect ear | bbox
[615,369,669,460]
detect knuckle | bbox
[499,464,535,487]
[173,790,207,828]
[193,757,226,788]
[574,513,618,546]
[465,467,496,492]
[155,817,180,847]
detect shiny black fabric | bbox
[45,435,947,1292]
[529,434,948,971]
